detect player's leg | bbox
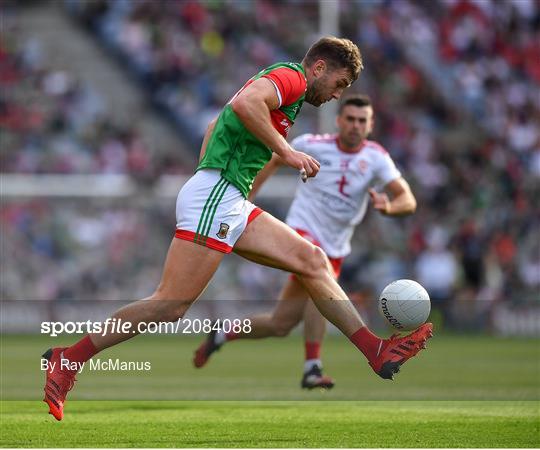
[92,239,224,349]
[304,298,327,343]
[43,238,224,420]
[234,212,362,334]
[193,275,308,367]
[214,275,335,390]
[43,170,236,421]
[238,276,309,339]
[234,211,433,380]
[301,254,343,389]
[300,299,335,389]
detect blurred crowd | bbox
[2,0,539,332]
[1,200,172,301]
[64,0,323,139]
[0,9,186,176]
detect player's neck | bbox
[336,136,364,154]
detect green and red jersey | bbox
[197,62,307,197]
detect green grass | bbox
[1,401,538,447]
[1,334,539,447]
[2,334,539,401]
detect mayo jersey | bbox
[286,133,401,258]
[198,62,306,197]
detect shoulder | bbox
[364,140,389,156]
[305,133,337,145]
[261,63,307,106]
[265,62,305,76]
[290,133,313,150]
[262,63,306,87]
[265,66,304,79]
[292,133,336,144]
[364,140,395,165]
[291,133,337,153]
[363,140,401,179]
[304,134,337,152]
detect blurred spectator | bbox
[0,16,186,177]
[415,225,459,322]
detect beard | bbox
[305,78,325,106]
[342,134,364,148]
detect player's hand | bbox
[281,149,320,182]
[369,188,391,214]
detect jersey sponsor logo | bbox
[321,191,353,211]
[216,223,230,240]
[280,118,291,134]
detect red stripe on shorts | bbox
[175,229,233,254]
[247,207,264,224]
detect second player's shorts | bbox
[292,228,344,278]
[175,169,263,253]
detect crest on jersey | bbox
[216,223,230,240]
[358,159,369,174]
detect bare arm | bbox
[231,78,319,178]
[369,177,417,216]
[199,118,217,162]
[248,153,285,201]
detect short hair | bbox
[338,94,372,113]
[303,36,363,82]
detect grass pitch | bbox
[1,401,538,448]
[1,334,539,447]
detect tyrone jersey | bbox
[286,134,401,258]
[198,62,307,197]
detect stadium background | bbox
[2,0,538,334]
[1,1,539,447]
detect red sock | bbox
[305,341,321,360]
[225,332,239,341]
[63,335,99,364]
[349,327,382,362]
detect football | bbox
[378,279,431,331]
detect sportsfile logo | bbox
[40,318,252,336]
[380,298,404,329]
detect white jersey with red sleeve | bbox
[285,133,402,258]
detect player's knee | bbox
[297,245,331,280]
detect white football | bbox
[378,279,431,331]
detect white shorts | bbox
[175,169,263,253]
